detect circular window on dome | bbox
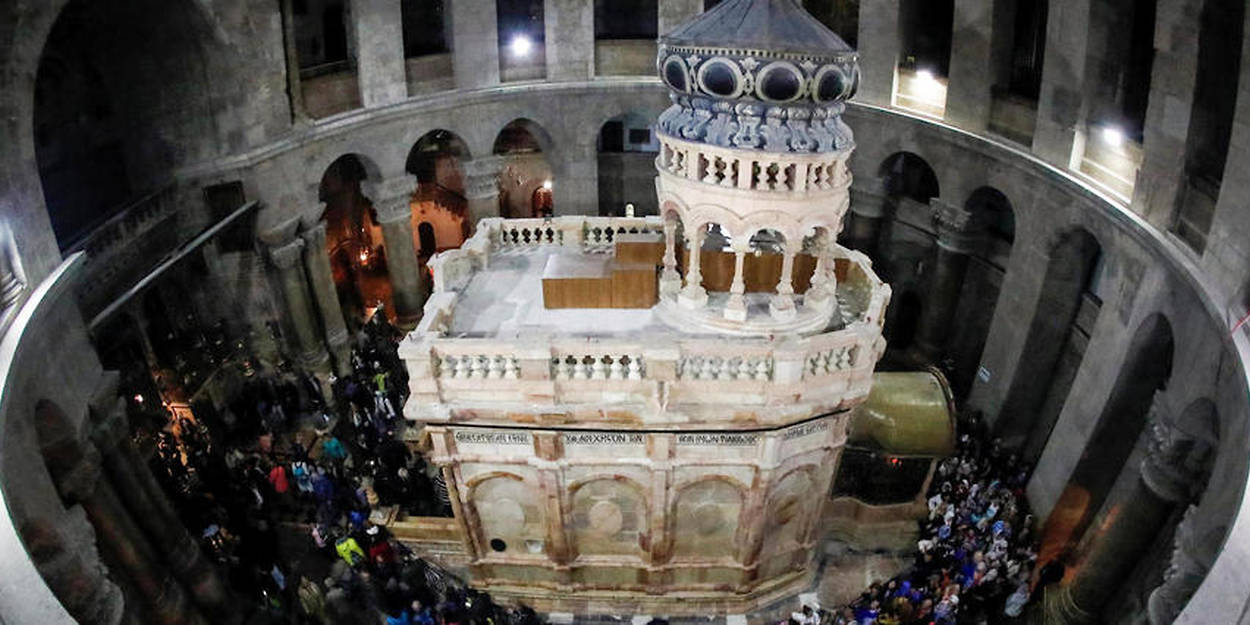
[813,65,850,103]
[697,58,743,98]
[756,62,804,102]
[662,55,689,93]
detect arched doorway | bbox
[406,130,471,255]
[945,186,1016,398]
[493,119,554,218]
[320,154,393,326]
[597,112,658,216]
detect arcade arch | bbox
[494,119,555,218]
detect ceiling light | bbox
[1101,126,1124,147]
[510,35,533,58]
[542,180,553,190]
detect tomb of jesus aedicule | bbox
[399,0,892,614]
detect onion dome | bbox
[656,0,859,154]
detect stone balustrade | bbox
[402,215,889,427]
[657,134,851,195]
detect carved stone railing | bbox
[403,216,889,427]
[657,134,851,195]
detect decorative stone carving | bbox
[930,198,984,255]
[0,239,24,315]
[1141,410,1213,504]
[463,156,506,200]
[1148,507,1212,625]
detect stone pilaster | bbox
[658,0,701,36]
[269,238,330,370]
[1131,2,1201,227]
[463,156,506,228]
[544,0,594,81]
[946,0,996,132]
[1033,0,1091,169]
[301,221,351,375]
[449,0,500,89]
[375,196,429,324]
[856,0,901,107]
[349,0,408,107]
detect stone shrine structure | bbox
[400,0,889,613]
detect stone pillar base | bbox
[724,294,748,321]
[769,296,796,321]
[678,285,708,310]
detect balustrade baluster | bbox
[608,356,623,380]
[627,357,642,380]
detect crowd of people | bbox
[143,309,540,625]
[818,418,1045,625]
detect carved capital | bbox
[931,198,984,254]
[374,197,414,225]
[269,238,306,270]
[463,156,505,200]
[849,178,889,219]
[300,220,328,247]
[1141,412,1212,504]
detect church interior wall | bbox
[0,0,1249,621]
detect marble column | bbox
[845,177,890,262]
[1033,0,1092,169]
[770,244,799,321]
[463,156,505,228]
[269,239,330,369]
[678,225,708,309]
[658,0,701,36]
[660,219,682,297]
[375,196,429,324]
[805,231,836,311]
[88,395,238,624]
[911,199,982,364]
[1131,2,1202,228]
[856,0,901,107]
[349,0,408,107]
[544,0,593,81]
[1043,415,1206,624]
[724,243,748,321]
[39,409,205,625]
[449,0,500,89]
[301,221,351,375]
[946,0,996,132]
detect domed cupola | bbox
[656,0,860,154]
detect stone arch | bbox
[998,226,1104,455]
[32,0,229,248]
[1042,313,1175,556]
[467,473,545,556]
[318,153,393,325]
[944,186,1017,396]
[494,119,554,217]
[567,476,649,558]
[877,151,940,204]
[405,129,472,187]
[597,111,658,216]
[965,186,1015,246]
[669,476,746,561]
[406,130,470,253]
